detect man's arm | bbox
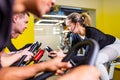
[0,62,48,80]
[1,48,33,67]
[0,57,71,80]
[57,65,100,80]
[1,52,21,67]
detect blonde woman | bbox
[65,12,120,80]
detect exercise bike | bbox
[31,39,100,80]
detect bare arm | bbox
[1,48,33,67]
[1,52,22,67]
[0,62,48,80]
[0,57,72,80]
[57,65,100,80]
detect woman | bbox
[48,12,120,80]
[65,12,120,80]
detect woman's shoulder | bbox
[85,26,106,36]
[86,26,102,32]
[86,26,98,31]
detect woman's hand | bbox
[48,46,66,58]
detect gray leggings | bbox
[96,38,120,80]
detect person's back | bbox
[85,26,116,49]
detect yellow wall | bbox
[102,0,120,38]
[96,0,104,30]
[95,0,120,38]
[12,13,34,49]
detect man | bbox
[13,0,55,17]
[7,12,32,51]
[0,1,72,80]
[0,0,100,80]
[58,65,100,80]
[1,12,33,67]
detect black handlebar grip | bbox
[46,46,54,58]
[46,46,53,52]
[16,41,40,66]
[17,55,27,66]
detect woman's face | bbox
[66,20,79,34]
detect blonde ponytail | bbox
[81,12,91,26]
